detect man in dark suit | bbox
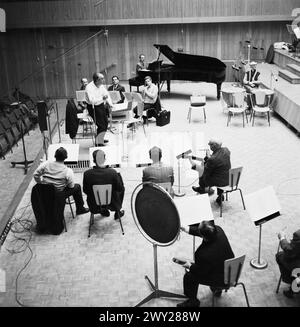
[83,149,125,219]
[108,75,126,103]
[191,138,231,205]
[276,229,300,298]
[177,221,234,307]
[142,146,174,190]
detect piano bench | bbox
[129,77,143,92]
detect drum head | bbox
[132,183,180,246]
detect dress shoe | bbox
[216,195,225,205]
[76,207,90,215]
[114,210,125,220]
[104,139,109,143]
[100,208,110,217]
[95,143,105,147]
[177,298,200,307]
[192,186,206,194]
[207,188,215,196]
[283,288,294,299]
[133,114,139,119]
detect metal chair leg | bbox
[238,282,250,307]
[238,189,246,210]
[252,112,255,126]
[227,112,230,126]
[276,275,282,293]
[203,107,206,123]
[88,213,94,238]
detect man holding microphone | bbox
[85,72,113,146]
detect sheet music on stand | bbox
[174,194,214,226]
[244,185,281,226]
[76,90,86,102]
[109,91,121,104]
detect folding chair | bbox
[208,255,250,307]
[217,167,246,217]
[88,184,124,237]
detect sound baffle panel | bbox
[135,185,180,246]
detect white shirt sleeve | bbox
[33,161,47,183]
[66,168,75,188]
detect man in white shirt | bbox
[133,76,161,123]
[85,72,113,146]
[33,147,89,215]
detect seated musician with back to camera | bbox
[133,76,161,124]
[108,75,125,103]
[33,147,89,216]
[276,229,300,298]
[83,149,125,220]
[190,138,231,206]
[176,220,235,307]
[142,146,174,196]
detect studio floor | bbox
[0,81,300,307]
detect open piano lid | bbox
[154,44,226,70]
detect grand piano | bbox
[129,44,226,100]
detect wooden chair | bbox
[187,95,206,123]
[227,92,248,127]
[217,167,246,217]
[250,91,271,126]
[88,184,124,237]
[210,255,250,307]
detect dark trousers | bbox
[199,176,223,196]
[64,184,84,210]
[276,252,293,284]
[183,271,217,299]
[133,102,160,119]
[87,103,108,135]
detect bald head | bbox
[92,72,105,86]
[93,149,106,166]
[149,146,162,163]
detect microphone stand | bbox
[174,157,185,197]
[10,89,34,174]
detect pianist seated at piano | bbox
[83,149,125,219]
[108,75,125,103]
[136,54,149,75]
[133,76,161,124]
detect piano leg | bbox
[167,80,171,93]
[217,83,222,100]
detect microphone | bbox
[176,149,192,160]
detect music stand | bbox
[131,182,186,307]
[244,186,281,269]
[174,150,192,197]
[174,194,214,259]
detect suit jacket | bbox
[65,99,79,139]
[201,147,231,187]
[278,229,300,271]
[142,163,174,185]
[31,183,65,235]
[189,225,234,285]
[108,84,125,103]
[83,166,125,213]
